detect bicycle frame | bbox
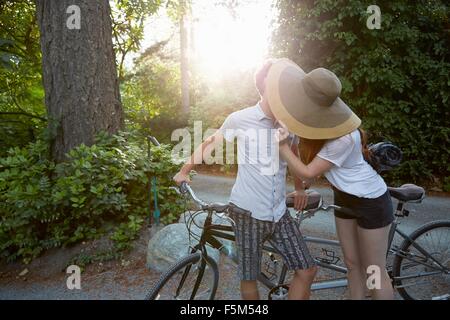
[188,208,447,294]
[190,210,350,292]
[175,183,447,297]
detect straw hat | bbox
[266,58,361,139]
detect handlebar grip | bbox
[286,190,321,210]
[180,181,189,194]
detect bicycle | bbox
[145,182,450,300]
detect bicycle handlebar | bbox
[180,182,208,208]
[176,182,360,218]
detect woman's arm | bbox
[276,121,333,179]
[279,143,333,179]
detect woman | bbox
[264,59,394,299]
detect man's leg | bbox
[229,209,265,300]
[270,212,317,300]
[289,266,318,300]
[240,280,259,300]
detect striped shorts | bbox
[229,204,316,281]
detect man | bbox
[173,59,317,300]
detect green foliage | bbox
[122,55,185,142]
[165,0,191,21]
[111,0,163,80]
[110,215,145,251]
[0,131,184,263]
[271,0,450,186]
[443,177,450,193]
[0,1,46,155]
[0,0,165,155]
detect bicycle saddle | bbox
[286,190,322,210]
[388,184,425,202]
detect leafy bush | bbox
[0,131,184,263]
[122,55,186,143]
[271,0,450,186]
[443,177,450,193]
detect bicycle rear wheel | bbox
[392,220,450,300]
[145,252,219,300]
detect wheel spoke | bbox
[395,223,450,300]
[146,254,218,300]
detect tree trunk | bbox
[36,0,123,162]
[180,3,190,115]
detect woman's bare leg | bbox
[335,217,366,299]
[357,224,394,300]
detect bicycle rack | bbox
[316,248,341,265]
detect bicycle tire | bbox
[392,220,450,300]
[145,252,219,300]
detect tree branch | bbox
[0,112,47,121]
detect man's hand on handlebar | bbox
[173,171,190,186]
[287,190,309,211]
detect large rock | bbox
[146,223,221,273]
[178,211,237,262]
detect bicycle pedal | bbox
[268,285,289,300]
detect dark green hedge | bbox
[0,131,184,263]
[272,0,450,188]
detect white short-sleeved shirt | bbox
[219,103,297,222]
[317,130,387,198]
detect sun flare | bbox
[191,1,274,80]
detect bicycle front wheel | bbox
[145,252,219,300]
[392,220,450,300]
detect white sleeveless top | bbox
[317,130,387,198]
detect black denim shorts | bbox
[333,187,394,229]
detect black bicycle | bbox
[145,182,450,300]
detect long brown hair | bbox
[299,128,371,164]
[299,138,327,165]
[358,128,372,161]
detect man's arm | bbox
[175,112,237,185]
[173,131,224,185]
